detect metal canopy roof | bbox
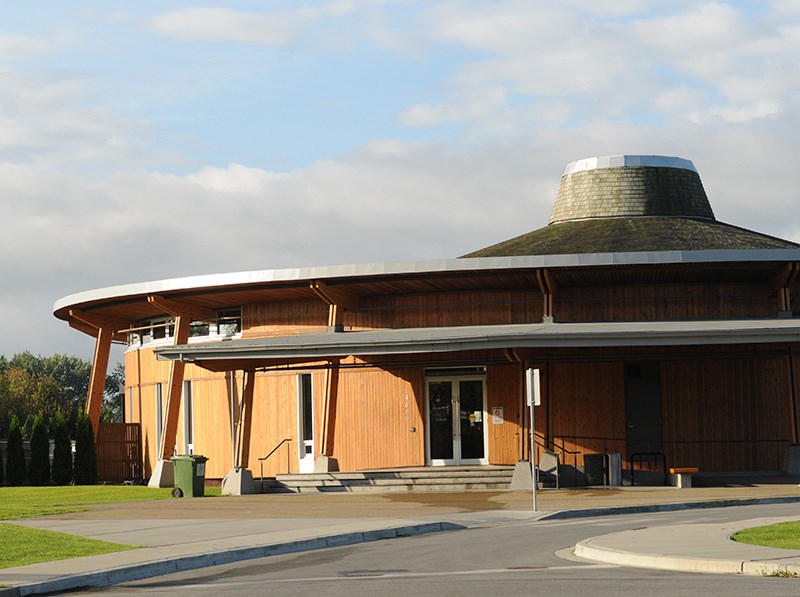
[53,249,800,325]
[155,318,800,366]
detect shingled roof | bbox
[463,155,799,258]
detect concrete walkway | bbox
[2,485,800,595]
[575,516,800,576]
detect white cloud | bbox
[399,86,507,126]
[148,3,357,46]
[690,101,783,124]
[410,1,800,134]
[0,35,48,59]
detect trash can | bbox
[606,452,622,486]
[171,454,208,497]
[583,454,605,486]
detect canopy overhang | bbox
[155,318,800,370]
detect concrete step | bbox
[267,466,514,493]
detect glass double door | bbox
[426,378,487,465]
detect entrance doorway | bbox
[297,373,315,473]
[426,376,487,465]
[624,362,663,456]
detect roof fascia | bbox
[54,248,800,317]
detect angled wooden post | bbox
[320,360,340,460]
[234,370,256,469]
[86,325,113,433]
[69,309,128,434]
[158,314,190,461]
[221,370,258,495]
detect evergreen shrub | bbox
[73,411,97,485]
[28,413,51,485]
[5,415,26,485]
[51,411,73,485]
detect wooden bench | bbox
[669,467,699,488]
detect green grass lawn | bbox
[0,485,174,520]
[0,484,221,569]
[0,523,137,569]
[732,520,800,550]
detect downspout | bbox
[789,352,799,444]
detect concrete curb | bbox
[0,521,464,597]
[574,537,800,577]
[574,537,745,575]
[538,495,800,520]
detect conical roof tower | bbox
[464,155,797,257]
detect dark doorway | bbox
[624,362,662,456]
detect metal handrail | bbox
[258,438,292,492]
[630,452,668,486]
[533,431,580,455]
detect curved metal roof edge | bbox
[563,155,697,176]
[53,247,800,316]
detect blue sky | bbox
[2,0,800,357]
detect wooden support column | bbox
[158,314,190,461]
[536,269,556,321]
[788,353,799,445]
[773,262,799,314]
[319,360,341,468]
[234,370,256,470]
[220,370,259,495]
[86,325,113,433]
[68,309,129,434]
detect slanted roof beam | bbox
[310,280,360,309]
[147,295,217,321]
[310,280,360,331]
[68,309,130,342]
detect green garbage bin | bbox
[171,454,208,497]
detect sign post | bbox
[526,368,541,512]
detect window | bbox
[127,318,175,347]
[297,372,314,471]
[183,381,194,454]
[299,373,313,447]
[155,383,164,453]
[127,310,242,346]
[189,321,210,337]
[217,308,242,337]
[128,387,134,423]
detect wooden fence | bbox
[96,423,142,483]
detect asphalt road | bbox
[73,503,800,596]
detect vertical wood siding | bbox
[244,371,302,477]
[330,367,425,471]
[244,300,328,337]
[486,363,523,464]
[556,284,775,322]
[548,362,627,466]
[188,375,234,479]
[350,291,542,330]
[661,356,789,471]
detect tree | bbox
[73,410,97,485]
[28,413,51,486]
[102,362,125,423]
[0,352,121,439]
[5,415,26,485]
[51,411,73,485]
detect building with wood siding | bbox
[54,155,800,489]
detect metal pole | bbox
[530,395,537,512]
[526,368,541,513]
